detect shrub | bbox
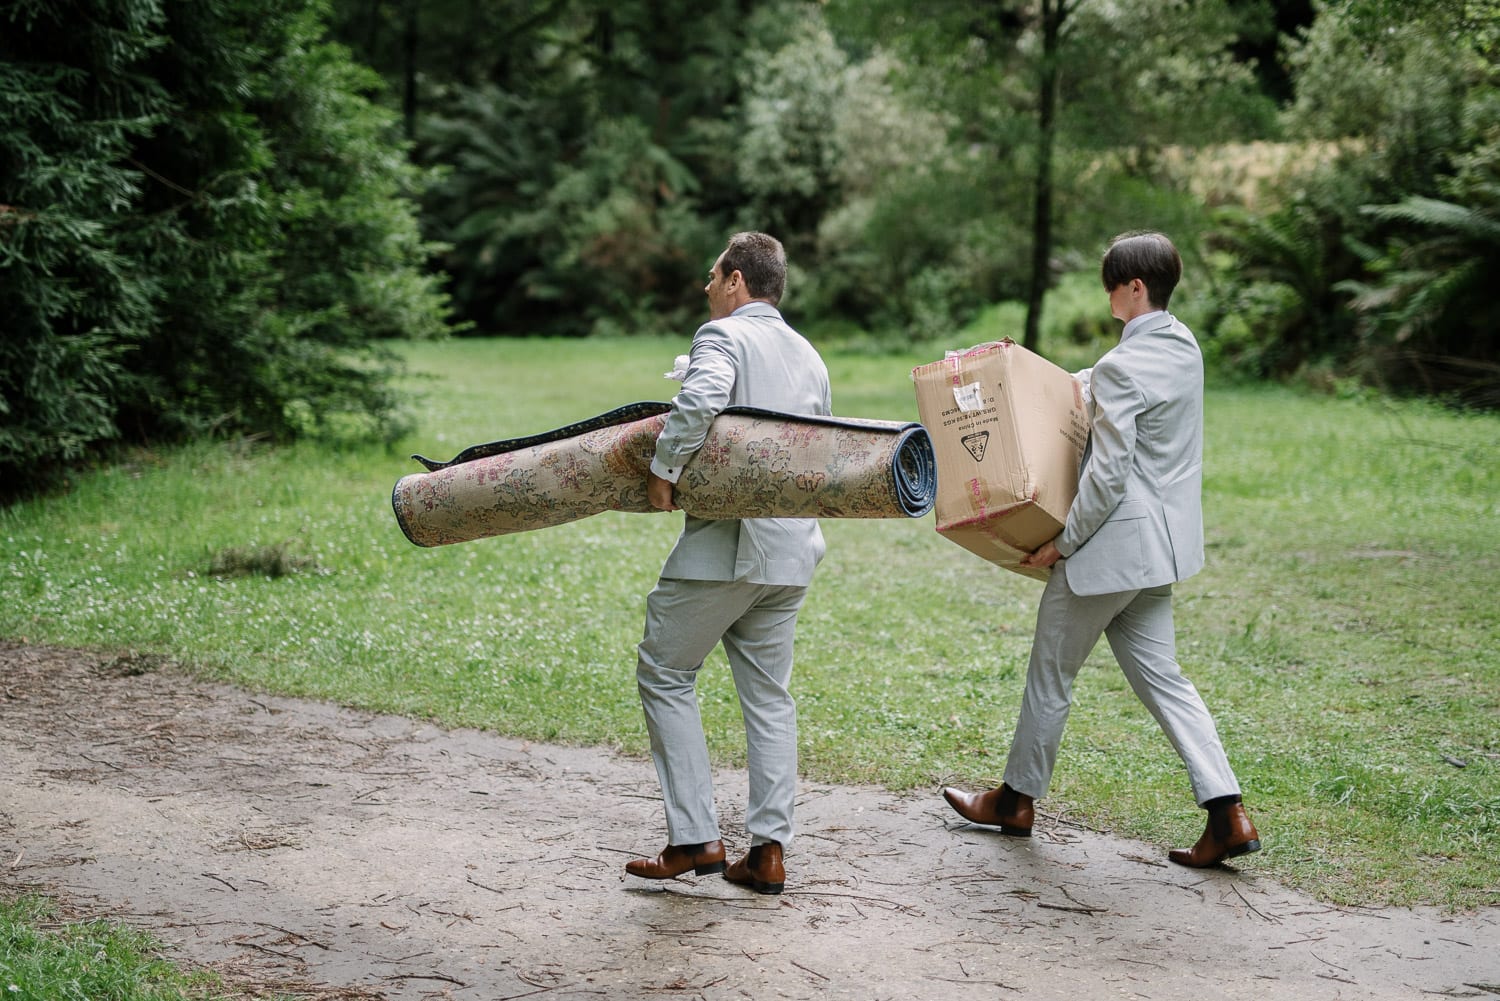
[0,1,162,494]
[1,0,454,498]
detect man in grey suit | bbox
[943,231,1260,868]
[624,231,831,894]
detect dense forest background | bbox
[3,0,1498,497]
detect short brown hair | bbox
[720,231,787,305]
[1101,231,1182,309]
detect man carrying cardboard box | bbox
[942,231,1261,868]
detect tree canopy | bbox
[4,0,1498,495]
[1,0,456,497]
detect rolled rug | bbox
[392,403,936,548]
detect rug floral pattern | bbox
[392,405,936,548]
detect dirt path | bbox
[2,641,1496,1001]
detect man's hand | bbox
[1020,539,1062,569]
[647,472,677,512]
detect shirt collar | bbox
[1121,309,1168,343]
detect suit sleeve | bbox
[1056,357,1142,557]
[650,323,736,481]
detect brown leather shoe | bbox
[724,842,784,895]
[1169,803,1261,868]
[942,783,1034,837]
[625,840,726,879]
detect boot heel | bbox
[1226,839,1261,859]
[694,860,727,876]
[999,824,1032,838]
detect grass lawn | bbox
[1,333,1496,910]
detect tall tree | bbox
[0,0,163,491]
[326,0,577,138]
[117,0,451,444]
[1022,0,1068,353]
[830,0,1278,352]
[1,0,454,497]
[348,0,758,335]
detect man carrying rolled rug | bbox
[625,231,831,895]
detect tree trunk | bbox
[402,0,418,141]
[1023,0,1066,354]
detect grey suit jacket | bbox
[654,301,832,586]
[1055,312,1206,597]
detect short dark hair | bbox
[1101,231,1182,309]
[720,231,787,305]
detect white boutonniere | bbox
[663,354,691,381]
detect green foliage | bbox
[258,9,453,345]
[520,118,714,336]
[0,0,453,498]
[1064,0,1279,152]
[735,3,1033,336]
[344,0,1283,345]
[1203,6,1499,398]
[0,0,163,492]
[815,157,1032,338]
[110,0,286,445]
[1340,195,1500,404]
[824,0,1278,346]
[115,0,446,446]
[421,92,717,336]
[1335,89,1500,405]
[736,5,851,246]
[1286,16,1471,192]
[417,83,573,331]
[407,0,747,336]
[1202,192,1360,378]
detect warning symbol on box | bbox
[961,430,989,462]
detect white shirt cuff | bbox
[650,456,683,483]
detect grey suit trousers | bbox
[637,578,807,847]
[1003,560,1240,806]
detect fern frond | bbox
[1364,196,1500,244]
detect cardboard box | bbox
[912,339,1090,580]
